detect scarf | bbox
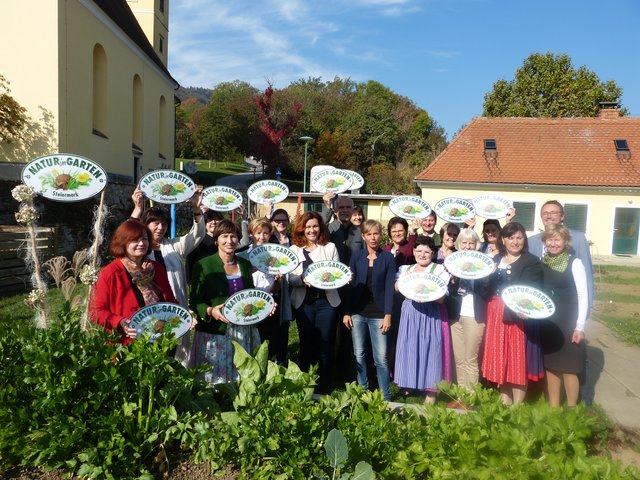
[120,257,160,306]
[542,251,570,273]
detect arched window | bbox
[132,74,143,147]
[92,44,107,136]
[158,95,167,158]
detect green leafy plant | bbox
[0,316,217,479]
[321,429,374,480]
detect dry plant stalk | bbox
[71,249,89,278]
[61,276,77,303]
[12,184,50,329]
[82,190,107,331]
[27,224,49,328]
[44,256,71,289]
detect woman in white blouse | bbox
[131,186,205,366]
[540,224,588,407]
[289,211,341,394]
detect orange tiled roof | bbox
[415,113,640,187]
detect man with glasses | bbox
[321,192,364,387]
[529,200,594,309]
[321,192,364,264]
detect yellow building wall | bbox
[0,0,175,181]
[127,0,169,66]
[418,183,640,256]
[62,1,175,180]
[0,1,60,162]
[251,194,396,227]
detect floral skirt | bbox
[190,325,261,386]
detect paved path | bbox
[215,158,262,189]
[583,320,640,429]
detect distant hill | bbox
[176,86,212,105]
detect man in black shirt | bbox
[321,192,363,263]
[321,192,364,387]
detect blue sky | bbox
[168,0,639,139]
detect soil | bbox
[608,426,640,470]
[1,463,239,480]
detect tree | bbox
[0,74,27,143]
[256,85,301,168]
[483,52,625,118]
[195,81,259,161]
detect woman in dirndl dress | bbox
[189,220,260,386]
[540,224,588,407]
[394,235,450,404]
[480,222,544,405]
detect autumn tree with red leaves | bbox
[256,85,301,168]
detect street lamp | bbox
[300,136,313,192]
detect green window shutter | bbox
[512,201,536,231]
[354,201,368,218]
[563,204,588,233]
[304,200,324,212]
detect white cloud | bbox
[168,0,400,89]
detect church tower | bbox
[126,0,169,66]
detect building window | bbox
[159,0,165,14]
[615,139,631,161]
[512,201,536,232]
[92,44,107,137]
[304,200,324,213]
[159,35,164,54]
[159,96,167,157]
[563,203,588,233]
[614,139,630,152]
[132,75,143,147]
[484,139,497,151]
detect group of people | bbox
[90,185,593,407]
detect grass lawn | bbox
[175,157,305,192]
[593,264,640,346]
[174,157,250,186]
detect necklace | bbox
[221,257,236,266]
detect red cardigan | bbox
[90,258,177,345]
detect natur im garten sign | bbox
[139,169,196,204]
[21,154,107,201]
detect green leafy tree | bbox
[483,52,625,117]
[195,80,259,162]
[0,74,27,143]
[182,76,447,192]
[175,99,205,159]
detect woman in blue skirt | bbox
[394,235,450,404]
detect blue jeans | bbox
[295,297,337,394]
[350,314,390,400]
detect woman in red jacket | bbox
[91,219,177,345]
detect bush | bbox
[1,308,638,479]
[0,316,217,479]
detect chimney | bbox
[597,101,621,119]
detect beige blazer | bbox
[289,242,341,309]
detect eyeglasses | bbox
[273,218,289,223]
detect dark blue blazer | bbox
[343,248,396,316]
